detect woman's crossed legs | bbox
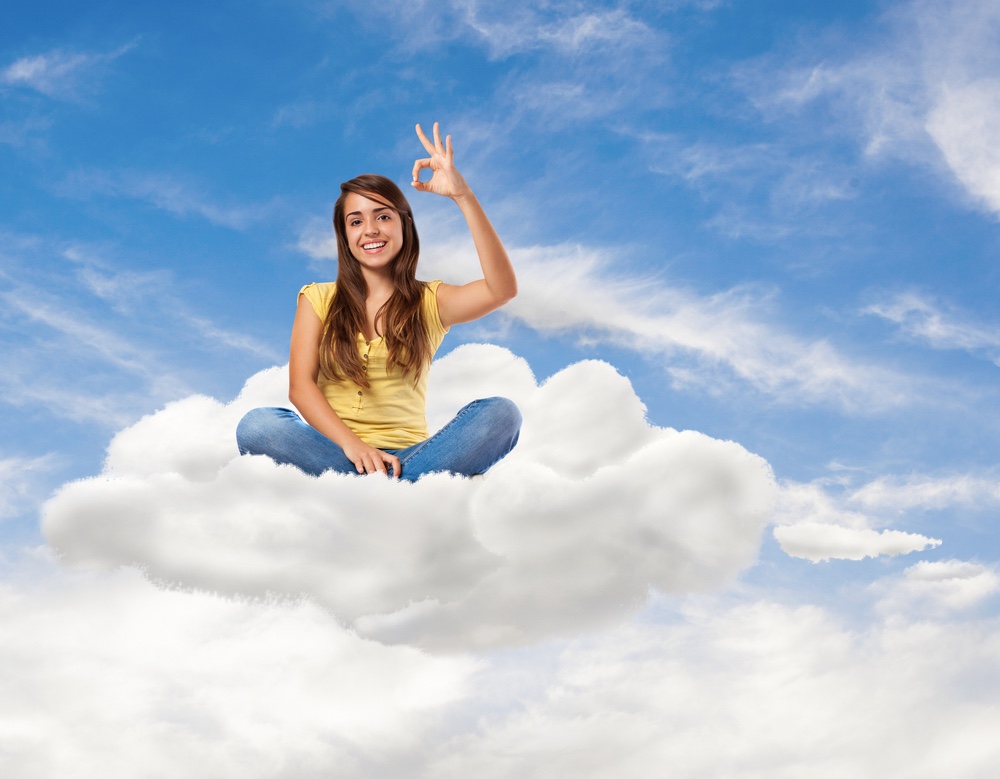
[236,397,521,482]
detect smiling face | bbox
[342,191,405,276]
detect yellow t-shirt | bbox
[299,279,449,449]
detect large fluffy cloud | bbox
[420,595,1000,778]
[6,552,1000,778]
[42,345,776,651]
[0,553,472,779]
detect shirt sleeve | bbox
[424,279,450,338]
[299,282,336,320]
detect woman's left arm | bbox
[411,122,517,328]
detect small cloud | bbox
[466,6,657,59]
[1,43,135,101]
[773,522,941,563]
[56,168,274,230]
[0,454,57,521]
[875,559,1000,614]
[851,471,1000,512]
[42,345,777,651]
[863,291,1000,364]
[771,478,942,562]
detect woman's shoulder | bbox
[420,279,448,336]
[298,281,337,318]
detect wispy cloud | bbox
[864,291,1000,364]
[456,3,658,59]
[0,454,57,521]
[0,115,53,148]
[0,235,280,427]
[739,0,1000,216]
[771,478,941,562]
[320,0,672,128]
[452,242,916,411]
[875,559,1000,614]
[851,472,1000,512]
[299,223,925,411]
[771,462,1000,562]
[1,43,135,101]
[56,169,277,230]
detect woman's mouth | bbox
[362,241,387,253]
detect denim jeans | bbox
[235,397,521,482]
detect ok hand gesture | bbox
[411,122,471,200]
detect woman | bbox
[236,122,521,481]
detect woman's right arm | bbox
[288,296,401,477]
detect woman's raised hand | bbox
[411,122,470,199]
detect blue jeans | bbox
[235,397,521,482]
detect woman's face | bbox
[342,191,405,274]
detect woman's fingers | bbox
[351,448,401,478]
[416,122,451,159]
[384,452,402,479]
[412,156,431,183]
[412,122,462,196]
[415,123,436,155]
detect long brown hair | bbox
[319,174,431,388]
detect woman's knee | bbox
[236,407,289,454]
[480,396,522,438]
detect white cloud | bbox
[851,472,1000,512]
[458,4,657,59]
[41,345,776,651]
[56,169,277,230]
[0,553,473,779]
[773,522,940,563]
[422,598,1000,778]
[770,461,1000,562]
[926,78,1000,215]
[771,479,942,562]
[298,225,918,411]
[864,291,1000,363]
[443,241,915,411]
[0,236,280,428]
[7,555,1000,776]
[0,116,52,147]
[746,0,1000,216]
[332,1,661,61]
[1,43,134,101]
[0,455,56,521]
[875,559,1000,614]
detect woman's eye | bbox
[377,213,391,221]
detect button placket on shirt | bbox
[356,341,369,411]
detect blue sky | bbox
[3,1,1000,775]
